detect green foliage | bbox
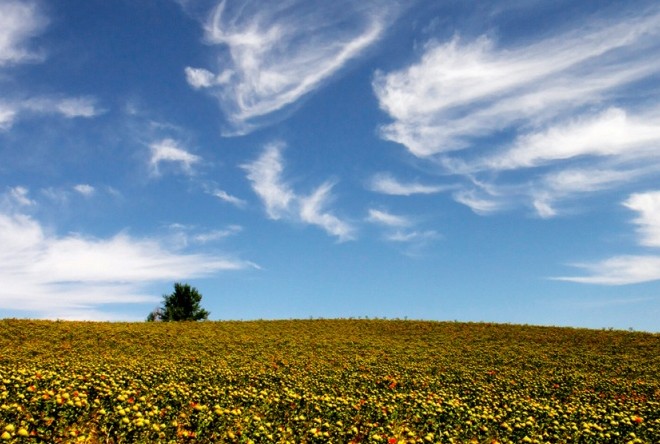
[0,319,658,443]
[147,282,210,322]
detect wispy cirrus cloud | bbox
[211,189,246,208]
[478,108,660,172]
[529,165,656,218]
[149,138,201,176]
[73,184,95,197]
[4,186,36,207]
[366,208,411,227]
[0,3,102,130]
[374,12,660,157]
[368,173,451,196]
[452,189,506,215]
[623,191,660,248]
[0,0,46,66]
[242,142,354,241]
[556,190,660,285]
[0,96,103,131]
[242,142,295,219]
[555,255,660,286]
[0,104,17,130]
[299,182,354,241]
[373,6,660,218]
[185,0,400,134]
[22,96,102,118]
[167,223,244,248]
[0,209,256,320]
[386,229,439,244]
[366,208,439,255]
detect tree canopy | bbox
[147,283,210,322]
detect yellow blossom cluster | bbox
[0,319,657,443]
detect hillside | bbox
[0,319,658,443]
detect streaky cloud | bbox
[241,142,295,220]
[386,229,439,243]
[453,189,505,215]
[299,182,354,242]
[531,166,653,219]
[623,191,660,248]
[0,96,102,131]
[0,0,46,66]
[73,184,95,197]
[373,5,660,218]
[0,105,17,130]
[187,0,400,134]
[0,210,256,319]
[374,11,660,157]
[167,223,244,248]
[5,186,36,208]
[368,173,452,196]
[243,142,354,240]
[554,255,660,285]
[149,138,201,176]
[555,190,660,285]
[482,108,660,171]
[212,189,247,208]
[366,208,411,227]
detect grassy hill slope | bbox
[0,319,658,443]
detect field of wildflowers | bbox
[0,319,657,443]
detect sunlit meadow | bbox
[0,319,658,443]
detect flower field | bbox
[0,319,658,443]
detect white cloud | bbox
[6,186,35,207]
[0,1,102,130]
[373,7,660,217]
[0,96,102,131]
[623,191,660,248]
[374,12,660,157]
[185,67,217,89]
[386,229,439,243]
[530,167,649,219]
[167,223,244,248]
[40,187,69,205]
[149,138,201,175]
[299,182,354,242]
[366,208,411,227]
[0,210,255,319]
[53,97,101,118]
[73,184,95,197]
[368,173,450,196]
[384,227,440,257]
[193,225,243,244]
[212,189,246,208]
[556,190,660,285]
[0,0,46,66]
[483,108,660,171]
[241,142,295,219]
[185,66,233,89]
[453,189,505,215]
[243,143,354,240]
[0,104,17,130]
[187,0,399,133]
[555,255,660,285]
[366,207,439,254]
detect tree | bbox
[146,283,210,321]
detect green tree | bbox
[146,283,210,321]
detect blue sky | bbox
[1,0,660,331]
